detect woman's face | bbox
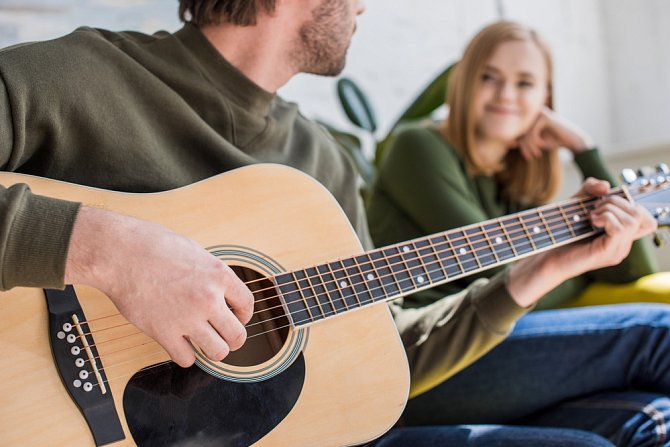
[473,40,549,145]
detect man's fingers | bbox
[191,324,232,362]
[164,335,197,368]
[209,307,248,352]
[221,267,255,325]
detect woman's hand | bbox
[507,178,657,307]
[516,107,595,160]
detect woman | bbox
[367,20,665,310]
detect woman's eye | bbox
[482,73,497,82]
[518,80,534,88]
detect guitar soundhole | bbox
[224,266,290,367]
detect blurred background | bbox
[1,0,669,265]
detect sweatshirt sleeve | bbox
[0,67,81,290]
[390,270,529,398]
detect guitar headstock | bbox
[622,163,670,246]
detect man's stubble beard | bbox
[294,0,352,76]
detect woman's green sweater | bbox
[367,124,657,309]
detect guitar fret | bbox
[398,242,430,288]
[342,259,363,307]
[315,264,343,316]
[412,241,432,283]
[291,271,320,322]
[557,205,577,239]
[578,200,596,235]
[465,225,497,268]
[305,266,335,318]
[419,238,447,283]
[564,204,591,236]
[383,246,414,292]
[480,223,500,264]
[498,217,519,258]
[538,209,557,244]
[462,229,482,270]
[343,257,373,306]
[355,253,388,302]
[484,220,514,262]
[449,230,476,273]
[370,250,401,299]
[505,216,533,255]
[423,238,448,282]
[524,211,552,250]
[434,234,464,277]
[330,260,359,309]
[275,272,310,326]
[518,216,537,250]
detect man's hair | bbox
[178,0,277,27]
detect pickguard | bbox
[123,355,305,446]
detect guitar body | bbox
[0,165,409,446]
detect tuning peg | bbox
[654,229,670,247]
[620,168,637,185]
[658,164,670,175]
[638,166,655,177]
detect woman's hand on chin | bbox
[516,106,594,160]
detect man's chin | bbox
[306,58,347,77]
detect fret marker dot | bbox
[495,237,503,244]
[417,275,425,284]
[573,215,581,222]
[533,226,540,234]
[339,281,348,288]
[402,246,410,253]
[366,273,375,281]
[459,248,467,255]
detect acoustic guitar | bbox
[0,163,668,446]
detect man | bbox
[0,1,667,445]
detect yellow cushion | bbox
[562,272,670,308]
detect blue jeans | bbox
[372,304,670,446]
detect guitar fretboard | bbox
[274,190,625,327]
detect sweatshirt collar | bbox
[174,23,275,116]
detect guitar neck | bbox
[274,188,629,327]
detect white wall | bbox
[1,0,668,153]
[2,1,669,268]
[601,0,670,151]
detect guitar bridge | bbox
[45,286,125,446]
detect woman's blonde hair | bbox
[442,20,562,204]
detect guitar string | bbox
[75,186,656,368]
[76,199,600,358]
[80,193,604,333]
[30,186,662,401]
[78,194,602,345]
[76,213,599,379]
[75,186,661,389]
[87,212,603,392]
[84,187,642,333]
[228,192,611,293]
[218,184,656,304]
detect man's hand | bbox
[508,178,657,307]
[64,206,255,367]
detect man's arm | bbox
[65,206,254,367]
[507,178,657,307]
